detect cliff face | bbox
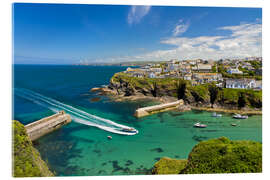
[107,73,262,109]
[152,137,262,175]
[12,120,54,177]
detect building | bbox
[227,68,243,74]
[150,67,162,73]
[148,72,156,78]
[196,64,212,72]
[225,79,256,89]
[193,73,223,84]
[183,73,192,81]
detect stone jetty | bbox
[134,100,184,118]
[25,111,71,141]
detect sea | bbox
[13,65,262,176]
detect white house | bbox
[227,68,243,74]
[183,74,192,81]
[148,72,156,78]
[225,79,256,89]
[196,64,212,72]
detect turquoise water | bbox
[13,65,262,176]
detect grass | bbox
[181,137,262,174]
[12,120,54,177]
[152,137,262,174]
[152,157,187,174]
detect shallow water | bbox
[13,65,262,176]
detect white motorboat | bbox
[233,114,248,119]
[193,122,207,128]
[212,112,222,117]
[121,127,138,133]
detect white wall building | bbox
[225,79,256,89]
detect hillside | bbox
[152,137,262,174]
[108,73,262,110]
[12,120,54,177]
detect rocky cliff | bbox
[105,73,262,110]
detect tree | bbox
[238,92,247,108]
[208,84,219,108]
[175,80,187,100]
[150,82,158,97]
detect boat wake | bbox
[14,88,138,135]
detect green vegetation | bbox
[218,88,262,108]
[212,65,217,73]
[152,137,262,174]
[12,120,54,177]
[182,137,262,174]
[208,83,219,107]
[111,73,262,109]
[217,64,262,80]
[152,157,187,174]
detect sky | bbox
[13,3,262,64]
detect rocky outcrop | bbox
[13,120,54,177]
[152,137,262,175]
[104,73,262,111]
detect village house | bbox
[196,64,212,72]
[183,73,192,81]
[148,72,156,78]
[227,67,243,74]
[225,79,256,89]
[150,67,162,73]
[193,73,223,84]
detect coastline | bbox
[91,87,262,115]
[190,106,262,115]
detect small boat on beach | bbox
[212,112,222,117]
[193,122,207,128]
[107,136,112,140]
[233,114,248,119]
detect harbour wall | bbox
[134,100,184,118]
[25,111,72,141]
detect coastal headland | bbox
[90,71,262,115]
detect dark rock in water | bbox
[135,167,152,174]
[125,160,133,166]
[98,170,106,174]
[192,135,208,142]
[154,157,161,161]
[150,147,164,153]
[90,97,101,102]
[93,149,101,154]
[174,155,180,158]
[101,162,107,166]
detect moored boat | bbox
[193,122,207,128]
[233,114,248,119]
[212,112,222,117]
[231,123,237,126]
[107,136,112,140]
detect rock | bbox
[90,87,101,92]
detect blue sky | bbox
[13,3,262,64]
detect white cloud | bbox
[135,22,261,61]
[127,6,151,25]
[172,19,190,36]
[92,22,261,63]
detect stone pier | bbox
[25,111,72,141]
[134,99,184,118]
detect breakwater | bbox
[134,100,184,117]
[25,111,71,141]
